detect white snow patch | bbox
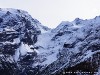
[38,25,49,33]
[35,32,52,48]
[13,38,20,44]
[41,52,58,65]
[14,42,34,61]
[14,48,20,62]
[20,42,34,56]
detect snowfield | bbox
[0,8,99,75]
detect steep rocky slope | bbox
[0,8,50,75]
[0,8,99,75]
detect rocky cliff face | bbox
[0,8,99,75]
[0,8,49,75]
[35,17,100,75]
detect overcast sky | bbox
[0,0,100,28]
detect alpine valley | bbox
[0,8,99,75]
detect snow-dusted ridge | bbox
[34,16,100,75]
[0,8,99,75]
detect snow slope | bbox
[0,8,99,75]
[35,16,100,75]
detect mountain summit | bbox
[0,8,99,75]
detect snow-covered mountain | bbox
[0,8,50,75]
[0,8,99,75]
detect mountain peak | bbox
[0,8,99,75]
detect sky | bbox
[0,0,100,28]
